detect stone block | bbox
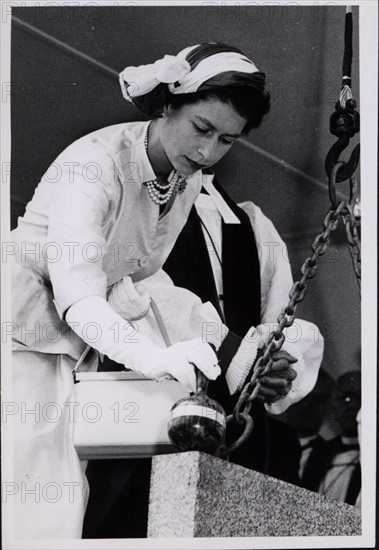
[147,451,361,537]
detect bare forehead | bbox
[185,98,247,134]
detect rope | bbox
[342,6,353,83]
[340,6,354,110]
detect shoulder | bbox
[55,121,147,162]
[237,200,284,244]
[78,120,147,151]
[238,200,272,226]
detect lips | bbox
[185,157,206,171]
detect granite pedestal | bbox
[147,451,361,537]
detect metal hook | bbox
[328,160,357,211]
[325,101,360,183]
[325,136,360,183]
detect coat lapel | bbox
[163,205,223,319]
[213,178,262,335]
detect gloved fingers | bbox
[151,346,196,391]
[159,374,175,382]
[123,278,151,309]
[194,360,221,381]
[121,276,141,300]
[168,361,197,392]
[146,358,175,382]
[179,339,221,381]
[135,283,150,300]
[108,276,150,320]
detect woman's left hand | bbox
[108,276,150,321]
[256,350,298,403]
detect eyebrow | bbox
[195,116,241,138]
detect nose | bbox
[197,137,217,164]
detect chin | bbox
[173,156,203,177]
[174,165,196,178]
[182,168,198,177]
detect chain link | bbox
[341,175,361,291]
[342,209,361,290]
[219,171,361,458]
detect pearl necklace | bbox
[143,121,187,205]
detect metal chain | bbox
[219,169,361,458]
[341,208,361,290]
[340,175,361,291]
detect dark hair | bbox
[166,85,271,134]
[315,368,336,395]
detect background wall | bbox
[10,5,361,381]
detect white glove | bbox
[66,296,221,392]
[108,276,150,321]
[127,337,221,392]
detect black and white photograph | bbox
[1,1,377,548]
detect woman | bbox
[10,42,312,539]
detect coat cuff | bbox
[264,319,324,415]
[217,328,260,395]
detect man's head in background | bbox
[286,368,336,438]
[333,370,361,438]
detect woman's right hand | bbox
[128,338,221,392]
[66,296,220,393]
